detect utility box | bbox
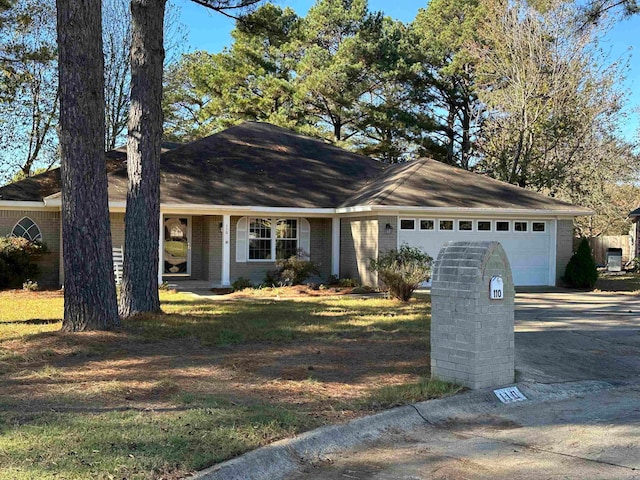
[431,241,515,390]
[606,248,623,272]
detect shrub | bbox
[338,277,359,287]
[0,237,48,289]
[232,277,253,291]
[563,238,598,289]
[326,274,340,285]
[370,245,432,301]
[22,280,39,291]
[264,250,320,286]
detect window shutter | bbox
[300,218,311,259]
[236,217,248,263]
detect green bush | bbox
[0,236,47,289]
[563,238,598,289]
[370,245,432,301]
[231,277,253,291]
[264,250,320,286]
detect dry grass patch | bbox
[595,272,640,293]
[0,289,458,479]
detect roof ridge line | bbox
[371,159,427,205]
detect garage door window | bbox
[532,222,546,232]
[496,221,510,232]
[477,221,491,231]
[420,219,434,231]
[514,221,528,232]
[439,220,454,231]
[458,220,473,231]
[400,219,416,230]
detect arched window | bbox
[11,217,43,242]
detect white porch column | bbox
[158,212,163,287]
[221,214,231,286]
[331,216,340,277]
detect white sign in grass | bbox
[494,386,527,404]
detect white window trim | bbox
[11,216,43,242]
[532,221,546,233]
[419,218,435,231]
[458,219,474,232]
[495,220,511,232]
[399,218,417,231]
[514,220,529,233]
[438,219,454,232]
[476,220,492,232]
[247,217,300,262]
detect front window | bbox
[249,218,272,260]
[276,219,298,259]
[11,217,42,242]
[249,218,299,260]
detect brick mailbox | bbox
[430,241,515,389]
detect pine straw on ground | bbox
[0,289,458,480]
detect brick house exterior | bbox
[0,122,591,288]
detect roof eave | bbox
[336,205,594,217]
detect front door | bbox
[163,217,190,275]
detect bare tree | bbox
[56,0,119,330]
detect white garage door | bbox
[397,218,553,286]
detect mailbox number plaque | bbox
[490,276,504,300]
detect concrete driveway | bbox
[284,291,640,480]
[515,292,640,384]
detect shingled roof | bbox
[342,158,591,213]
[0,122,589,213]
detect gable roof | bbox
[0,122,589,215]
[630,207,640,219]
[342,158,591,214]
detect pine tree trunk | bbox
[56,0,120,331]
[119,0,166,318]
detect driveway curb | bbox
[189,379,616,480]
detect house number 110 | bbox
[490,276,504,300]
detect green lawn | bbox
[0,289,456,479]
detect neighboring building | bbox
[0,122,592,288]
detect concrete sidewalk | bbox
[191,291,640,480]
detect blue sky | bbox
[175,0,640,141]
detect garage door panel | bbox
[399,220,552,286]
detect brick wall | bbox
[556,219,574,282]
[110,213,125,250]
[0,209,61,287]
[377,216,398,255]
[205,215,223,283]
[190,216,205,280]
[340,216,379,286]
